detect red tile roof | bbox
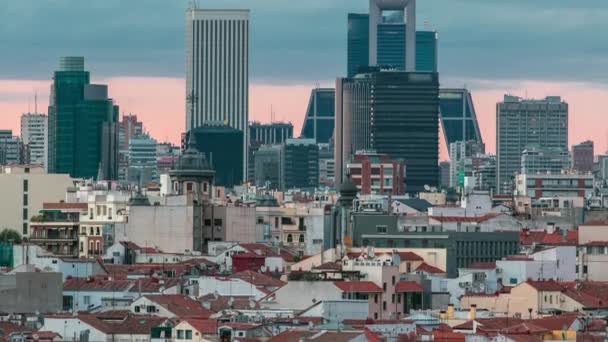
[395,281,423,293]
[466,261,496,270]
[268,330,362,342]
[143,295,213,318]
[0,322,33,341]
[415,262,445,274]
[525,280,564,291]
[334,281,383,293]
[219,323,260,331]
[580,220,608,226]
[393,251,424,261]
[312,262,343,271]
[528,313,578,331]
[64,276,132,292]
[182,319,218,335]
[519,230,577,246]
[240,243,296,262]
[128,278,180,293]
[431,331,465,341]
[42,202,88,210]
[501,322,549,334]
[229,270,285,289]
[503,335,544,342]
[581,241,608,246]
[430,213,500,223]
[198,294,258,312]
[77,314,165,335]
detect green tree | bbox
[0,229,22,244]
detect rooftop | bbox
[334,281,383,293]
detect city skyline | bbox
[2,1,608,158]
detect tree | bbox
[0,229,22,244]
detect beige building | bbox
[0,166,75,237]
[578,221,608,281]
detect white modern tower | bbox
[369,0,417,71]
[186,8,249,180]
[20,113,48,168]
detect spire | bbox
[186,130,199,152]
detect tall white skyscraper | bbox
[186,8,249,181]
[20,113,48,168]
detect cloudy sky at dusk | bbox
[1,0,608,157]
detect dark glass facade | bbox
[439,89,483,147]
[280,139,319,190]
[48,59,118,180]
[300,88,335,144]
[188,125,244,188]
[347,13,438,76]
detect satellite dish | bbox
[424,185,431,191]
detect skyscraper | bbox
[572,140,594,173]
[335,69,439,193]
[20,113,47,168]
[300,88,335,144]
[47,57,118,180]
[0,130,24,165]
[448,140,485,190]
[186,8,249,180]
[248,122,293,181]
[118,114,144,182]
[347,0,438,77]
[439,88,483,147]
[127,135,158,185]
[496,95,568,193]
[520,146,570,175]
[280,138,319,190]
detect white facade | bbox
[0,166,75,237]
[186,8,249,179]
[496,246,577,286]
[20,113,48,168]
[194,276,268,300]
[79,192,129,258]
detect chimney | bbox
[469,304,477,320]
[439,310,447,321]
[447,304,455,320]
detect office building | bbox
[248,122,293,181]
[515,173,593,199]
[335,69,439,193]
[300,88,335,144]
[318,143,335,187]
[127,135,158,185]
[448,140,485,189]
[118,114,144,181]
[521,146,570,175]
[496,95,568,193]
[187,125,244,188]
[47,57,119,180]
[253,144,281,189]
[439,89,483,148]
[20,113,47,167]
[438,161,450,188]
[186,8,249,180]
[347,0,437,77]
[572,141,594,173]
[0,130,24,165]
[156,143,180,175]
[473,155,497,193]
[280,138,319,190]
[0,166,75,237]
[346,151,405,195]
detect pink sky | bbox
[1,77,607,160]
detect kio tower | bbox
[186,8,249,180]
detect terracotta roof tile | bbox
[525,280,564,291]
[334,281,383,293]
[465,261,496,270]
[144,295,213,318]
[395,281,423,293]
[230,270,285,289]
[415,262,445,274]
[182,319,218,335]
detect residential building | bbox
[496,246,577,287]
[130,294,213,318]
[347,1,437,76]
[449,140,485,190]
[253,144,281,189]
[496,95,568,193]
[335,69,439,193]
[20,113,48,167]
[0,130,24,165]
[439,89,483,148]
[578,221,608,281]
[346,150,405,195]
[300,88,335,144]
[47,56,119,180]
[279,138,319,190]
[514,173,593,199]
[186,8,249,178]
[127,135,158,185]
[0,271,62,314]
[520,146,570,175]
[202,204,256,246]
[187,125,243,187]
[0,166,75,237]
[29,202,87,257]
[572,140,594,173]
[79,192,129,258]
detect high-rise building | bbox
[439,89,483,147]
[248,122,293,182]
[438,161,450,188]
[318,143,335,187]
[572,140,594,173]
[186,8,249,180]
[118,114,144,182]
[0,130,24,165]
[496,95,568,193]
[47,57,119,180]
[448,140,485,190]
[20,113,47,167]
[300,88,336,144]
[520,146,570,175]
[127,135,158,185]
[335,69,439,193]
[280,138,319,190]
[473,155,497,193]
[347,0,438,77]
[187,125,244,188]
[346,151,406,195]
[254,144,281,189]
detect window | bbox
[89,241,94,253]
[275,217,279,228]
[374,294,378,303]
[257,217,264,224]
[23,179,28,192]
[23,194,28,206]
[185,330,192,339]
[299,234,304,243]
[374,312,378,320]
[383,282,387,291]
[177,330,184,340]
[214,219,222,226]
[89,227,94,235]
[392,294,395,303]
[22,223,28,235]
[383,301,387,310]
[96,227,100,236]
[24,167,30,173]
[287,234,293,243]
[147,305,156,313]
[397,294,401,303]
[134,306,140,313]
[204,219,211,226]
[203,182,208,192]
[96,241,101,253]
[22,208,28,220]
[80,242,84,253]
[186,183,193,191]
[83,296,90,305]
[392,276,396,285]
[510,278,517,285]
[583,265,588,274]
[406,263,412,273]
[376,225,388,234]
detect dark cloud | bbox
[0,0,607,85]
